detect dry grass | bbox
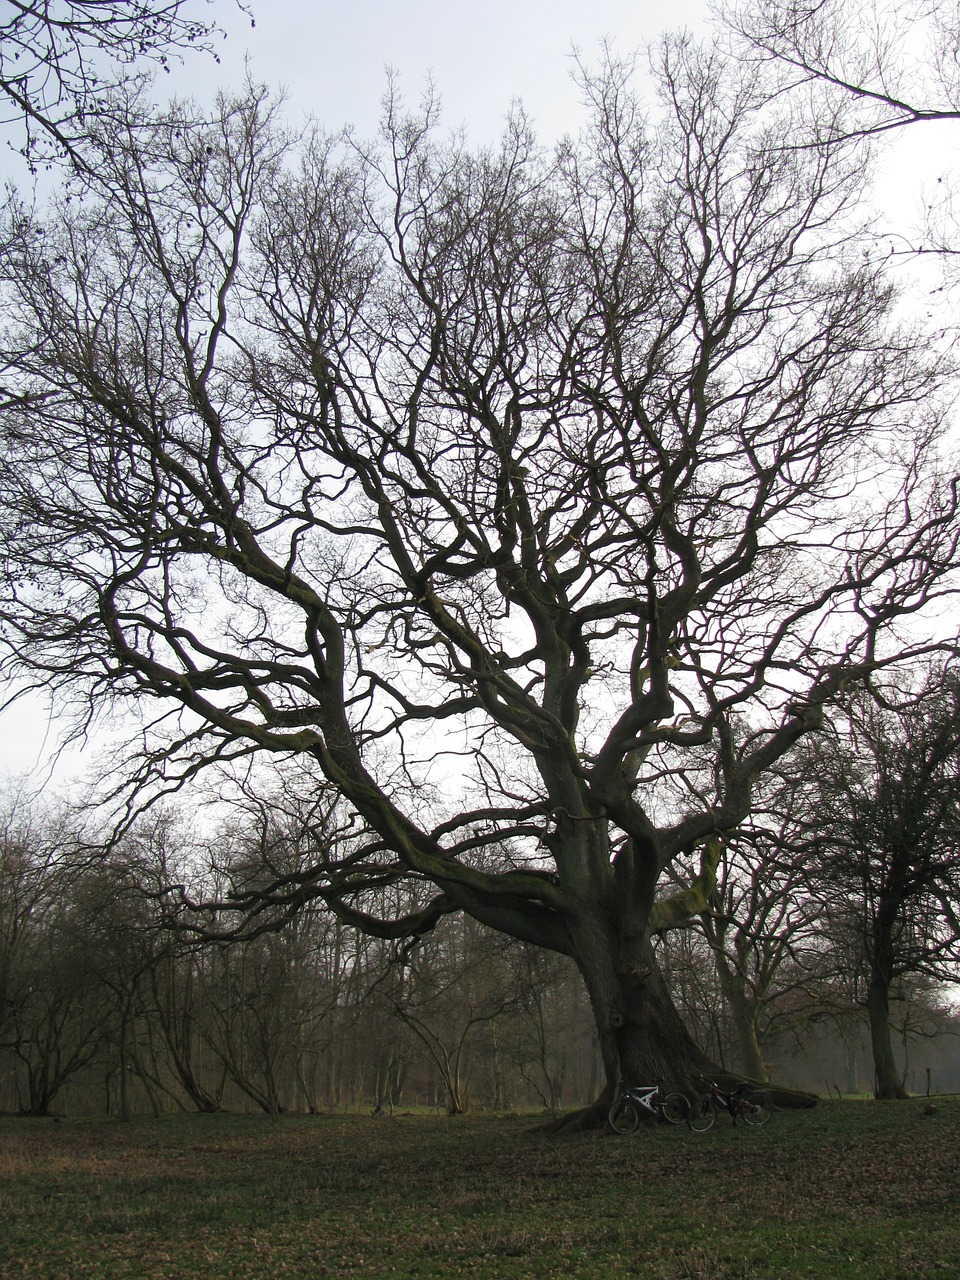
[1,1099,958,1277]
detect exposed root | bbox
[694,1070,818,1110]
[765,1085,818,1110]
[532,1099,612,1133]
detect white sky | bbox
[188,0,708,140]
[0,0,955,790]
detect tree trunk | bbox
[543,922,814,1133]
[709,948,769,1082]
[867,970,908,1099]
[612,940,717,1095]
[561,922,715,1130]
[541,951,715,1133]
[844,1040,860,1095]
[729,995,768,1083]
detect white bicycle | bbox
[608,1081,690,1133]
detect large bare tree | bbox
[1,41,957,1116]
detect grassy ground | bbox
[1,1098,958,1279]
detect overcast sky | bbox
[184,0,708,141]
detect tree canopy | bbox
[0,0,250,168]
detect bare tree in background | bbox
[698,794,825,1084]
[0,40,958,1122]
[0,786,62,1065]
[809,669,960,1098]
[726,0,960,264]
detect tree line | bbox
[2,669,957,1116]
[0,795,601,1118]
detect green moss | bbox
[650,838,722,932]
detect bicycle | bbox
[687,1078,773,1131]
[608,1081,690,1133]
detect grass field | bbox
[1,1098,958,1278]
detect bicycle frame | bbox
[608,1081,689,1133]
[618,1084,664,1116]
[706,1080,748,1119]
[689,1078,773,1131]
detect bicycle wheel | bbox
[661,1092,690,1125]
[608,1099,641,1134]
[741,1091,773,1125]
[688,1095,717,1132]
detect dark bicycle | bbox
[608,1081,690,1133]
[688,1078,773,1131]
